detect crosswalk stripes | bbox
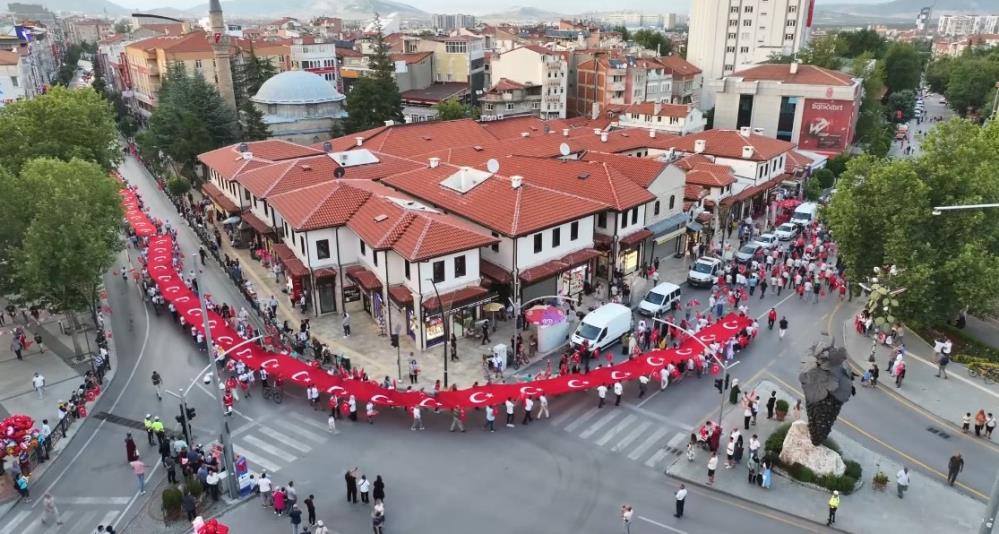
[563,407,601,433]
[610,421,653,452]
[255,425,312,453]
[550,402,587,427]
[229,415,330,475]
[233,443,282,473]
[594,414,638,447]
[627,428,670,461]
[5,506,110,534]
[578,411,620,440]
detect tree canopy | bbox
[344,20,403,133]
[924,48,999,117]
[851,55,893,157]
[632,29,672,56]
[433,98,478,121]
[768,34,840,70]
[885,89,917,123]
[833,29,887,59]
[138,63,238,176]
[883,42,922,94]
[824,119,999,325]
[0,86,121,174]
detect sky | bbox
[117,0,885,15]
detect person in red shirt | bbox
[223,390,234,416]
[767,308,777,330]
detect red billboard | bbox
[798,98,858,155]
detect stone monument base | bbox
[779,420,846,476]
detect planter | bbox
[774,399,789,422]
[872,472,889,492]
[775,409,787,421]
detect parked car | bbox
[687,256,723,288]
[775,222,799,241]
[754,233,778,250]
[735,242,764,264]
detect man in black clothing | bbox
[766,391,777,419]
[345,468,358,503]
[948,453,964,486]
[304,494,317,525]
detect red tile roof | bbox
[242,210,275,235]
[620,228,653,247]
[670,130,794,161]
[201,183,240,213]
[684,184,707,201]
[342,119,500,158]
[480,259,513,284]
[272,243,309,277]
[580,151,667,188]
[0,50,17,66]
[479,116,550,140]
[624,102,691,118]
[422,285,490,310]
[236,155,340,199]
[488,156,655,211]
[658,54,702,76]
[519,248,599,283]
[198,141,323,180]
[390,51,432,64]
[785,149,815,173]
[388,285,414,305]
[732,64,854,86]
[683,163,737,188]
[489,78,526,92]
[267,180,372,231]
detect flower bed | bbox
[764,422,863,494]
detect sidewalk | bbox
[963,315,999,350]
[840,306,999,434]
[667,379,983,533]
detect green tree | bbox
[803,177,822,200]
[826,154,850,177]
[885,89,916,123]
[946,58,999,117]
[813,168,836,189]
[632,29,672,55]
[851,55,892,157]
[166,175,192,197]
[883,43,922,93]
[344,18,403,133]
[924,57,954,94]
[799,34,841,70]
[0,86,120,174]
[824,121,999,324]
[114,21,130,34]
[57,44,84,86]
[433,98,477,121]
[239,103,271,141]
[233,48,277,110]
[3,158,124,355]
[613,25,630,42]
[140,63,238,176]
[834,29,887,59]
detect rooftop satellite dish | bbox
[334,167,346,179]
[486,158,500,174]
[559,143,571,157]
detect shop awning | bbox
[686,222,703,232]
[479,259,513,285]
[519,248,599,284]
[201,183,240,214]
[619,228,653,247]
[422,285,489,311]
[646,212,689,237]
[593,233,613,251]
[242,211,276,236]
[722,174,786,206]
[388,284,414,306]
[345,266,382,291]
[561,248,600,268]
[313,268,337,279]
[272,243,310,278]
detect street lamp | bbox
[650,317,739,427]
[932,203,999,214]
[426,278,449,388]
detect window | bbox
[454,255,466,278]
[727,33,736,39]
[195,59,202,69]
[485,103,494,111]
[743,19,752,26]
[776,96,797,142]
[445,41,467,53]
[316,239,330,260]
[740,46,750,53]
[373,250,378,266]
[654,200,661,215]
[729,6,739,12]
[669,195,676,210]
[243,188,251,201]
[786,20,797,26]
[505,103,514,111]
[631,208,639,225]
[9,76,17,87]
[405,260,411,279]
[737,94,754,129]
[729,19,738,26]
[788,5,797,12]
[597,212,607,228]
[552,228,561,248]
[490,232,500,252]
[533,233,543,253]
[300,236,305,253]
[360,241,366,256]
[432,260,445,283]
[744,5,753,12]
[726,46,736,53]
[570,221,579,240]
[785,33,795,40]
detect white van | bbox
[570,303,633,352]
[637,282,682,317]
[791,202,819,227]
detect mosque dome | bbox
[251,70,345,105]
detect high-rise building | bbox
[687,0,812,110]
[431,14,477,31]
[937,14,999,36]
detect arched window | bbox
[654,200,661,215]
[669,195,676,210]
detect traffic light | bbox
[175,414,185,425]
[390,333,399,348]
[714,378,724,394]
[186,407,196,420]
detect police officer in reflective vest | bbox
[143,414,155,445]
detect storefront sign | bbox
[343,285,361,303]
[619,249,639,274]
[558,264,587,298]
[799,98,857,154]
[424,313,444,347]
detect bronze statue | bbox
[799,338,853,446]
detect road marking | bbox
[611,421,653,452]
[194,381,254,422]
[666,431,687,450]
[595,414,637,447]
[563,407,601,433]
[0,510,31,534]
[270,418,328,444]
[255,425,313,453]
[755,291,796,320]
[242,435,299,462]
[579,410,621,439]
[628,427,670,461]
[73,511,100,532]
[636,388,663,408]
[233,444,283,473]
[683,484,823,533]
[637,515,688,533]
[644,447,671,468]
[56,497,130,505]
[551,402,587,426]
[98,510,120,528]
[765,372,988,500]
[286,410,333,432]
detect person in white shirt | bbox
[896,467,910,498]
[638,374,650,398]
[659,367,670,391]
[597,384,608,408]
[358,475,371,503]
[504,398,515,427]
[748,434,761,457]
[536,394,549,419]
[707,453,718,484]
[522,397,534,425]
[621,504,634,531]
[257,473,273,505]
[674,484,687,518]
[410,406,424,431]
[484,405,496,432]
[613,381,624,406]
[32,373,45,399]
[328,413,338,434]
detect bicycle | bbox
[967,362,999,385]
[261,382,284,404]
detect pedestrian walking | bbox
[987,413,997,439]
[345,468,359,503]
[410,406,425,431]
[778,317,788,340]
[342,312,351,337]
[373,475,385,502]
[303,494,316,525]
[638,374,649,398]
[707,452,718,484]
[164,455,177,484]
[948,453,964,486]
[962,412,972,433]
[372,507,385,534]
[505,398,515,427]
[975,410,987,437]
[32,372,45,399]
[10,337,23,360]
[151,371,162,400]
[674,484,687,518]
[130,458,146,494]
[485,405,496,432]
[448,407,465,432]
[621,504,634,534]
[522,397,534,425]
[273,487,286,516]
[613,381,623,406]
[936,350,950,378]
[182,492,197,521]
[725,436,736,468]
[328,413,338,434]
[826,490,840,526]
[537,393,550,419]
[597,384,608,408]
[41,493,63,526]
[314,520,329,534]
[359,475,370,503]
[896,467,910,498]
[259,473,273,505]
[743,403,752,430]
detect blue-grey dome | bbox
[251,70,345,105]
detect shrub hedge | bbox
[763,422,862,494]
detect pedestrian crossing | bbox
[1,500,124,534]
[546,397,691,470]
[231,411,329,476]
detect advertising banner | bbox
[798,98,857,154]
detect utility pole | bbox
[427,278,448,388]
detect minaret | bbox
[209,0,237,110]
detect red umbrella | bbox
[524,305,566,326]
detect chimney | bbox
[739,126,751,137]
[521,132,530,138]
[591,102,601,120]
[511,175,523,189]
[694,139,706,153]
[322,141,333,153]
[600,132,608,143]
[562,128,570,137]
[742,146,754,159]
[355,136,364,147]
[429,157,440,168]
[789,62,799,74]
[649,129,656,138]
[384,120,395,127]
